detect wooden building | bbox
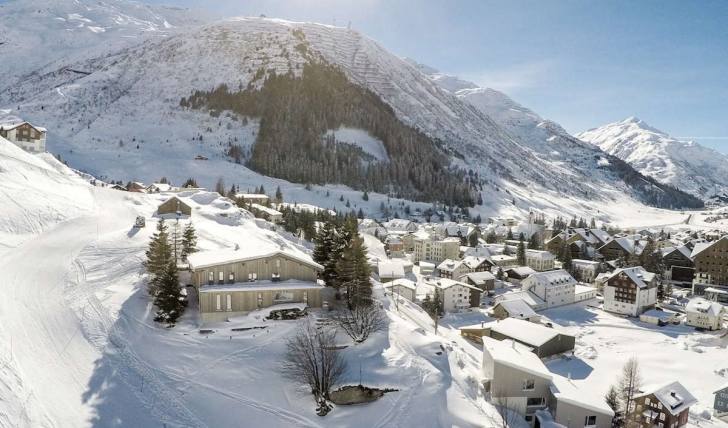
[0,121,47,152]
[632,382,697,428]
[157,196,192,216]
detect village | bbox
[2,117,728,427]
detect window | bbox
[248,273,258,281]
[527,397,544,406]
[257,292,263,307]
[226,294,232,311]
[208,271,214,284]
[275,259,281,269]
[228,272,235,283]
[218,271,224,282]
[585,415,597,426]
[523,379,535,390]
[303,291,308,303]
[215,294,221,311]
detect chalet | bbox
[377,260,406,282]
[250,203,283,224]
[436,222,481,245]
[660,245,694,285]
[525,249,556,271]
[384,235,404,258]
[187,247,323,323]
[235,193,270,205]
[157,196,192,216]
[383,218,418,234]
[521,270,576,309]
[437,256,491,280]
[424,277,481,312]
[685,297,725,330]
[692,236,728,295]
[0,121,46,152]
[571,259,600,283]
[383,278,417,302]
[492,299,540,322]
[127,181,147,193]
[491,254,518,268]
[461,271,496,292]
[715,383,728,419]
[598,237,644,262]
[603,267,657,317]
[632,382,697,428]
[505,266,537,284]
[146,183,174,193]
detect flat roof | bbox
[485,318,567,347]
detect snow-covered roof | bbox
[549,375,615,416]
[482,336,552,379]
[485,318,565,347]
[691,237,728,258]
[250,203,282,216]
[606,266,655,289]
[526,249,555,260]
[686,298,724,317]
[235,193,269,199]
[198,279,324,293]
[461,271,495,284]
[522,269,576,288]
[378,260,406,278]
[437,258,459,272]
[188,247,322,270]
[491,254,517,261]
[635,381,697,416]
[660,245,692,260]
[383,278,417,291]
[572,259,600,267]
[0,121,47,132]
[506,266,536,278]
[461,256,490,269]
[640,309,679,320]
[498,290,546,308]
[494,299,538,320]
[424,277,480,292]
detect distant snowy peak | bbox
[578,118,728,200]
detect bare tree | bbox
[332,304,385,343]
[282,320,347,415]
[618,357,642,428]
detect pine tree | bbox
[517,239,526,266]
[181,222,198,260]
[506,228,513,240]
[145,219,172,295]
[560,242,573,271]
[313,221,339,288]
[215,177,226,195]
[528,233,540,250]
[336,236,372,309]
[153,261,185,325]
[275,186,283,202]
[362,191,369,201]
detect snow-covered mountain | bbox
[0,0,210,93]
[0,3,703,220]
[577,117,728,201]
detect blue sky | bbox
[153,1,728,152]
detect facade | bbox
[603,267,657,317]
[383,279,417,301]
[437,256,491,280]
[547,375,615,428]
[0,121,47,152]
[491,254,519,268]
[188,248,323,323]
[157,196,192,216]
[715,384,728,419]
[250,204,283,223]
[692,237,728,293]
[382,218,418,233]
[521,270,576,309]
[492,299,541,322]
[425,277,481,312]
[685,298,725,330]
[461,271,496,292]
[571,259,601,283]
[660,245,694,284]
[384,235,405,258]
[413,236,460,263]
[632,382,697,428]
[525,250,556,271]
[505,266,537,284]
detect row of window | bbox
[213,291,308,311]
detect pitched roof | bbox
[522,269,576,288]
[549,375,615,416]
[461,256,490,269]
[494,299,538,320]
[635,381,697,416]
[686,297,724,317]
[607,266,656,289]
[691,237,728,258]
[0,121,47,132]
[485,318,565,347]
[424,277,481,291]
[506,266,537,278]
[188,247,322,271]
[384,278,417,291]
[461,271,496,284]
[482,336,552,379]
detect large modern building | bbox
[603,266,657,317]
[692,237,728,295]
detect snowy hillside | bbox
[0,13,702,223]
[0,0,209,93]
[578,117,728,201]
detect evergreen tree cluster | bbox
[144,219,197,325]
[312,215,373,309]
[181,62,476,208]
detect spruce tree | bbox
[506,228,513,240]
[181,222,198,260]
[313,221,339,288]
[153,261,185,325]
[145,219,172,295]
[275,186,283,202]
[517,239,526,266]
[336,236,372,309]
